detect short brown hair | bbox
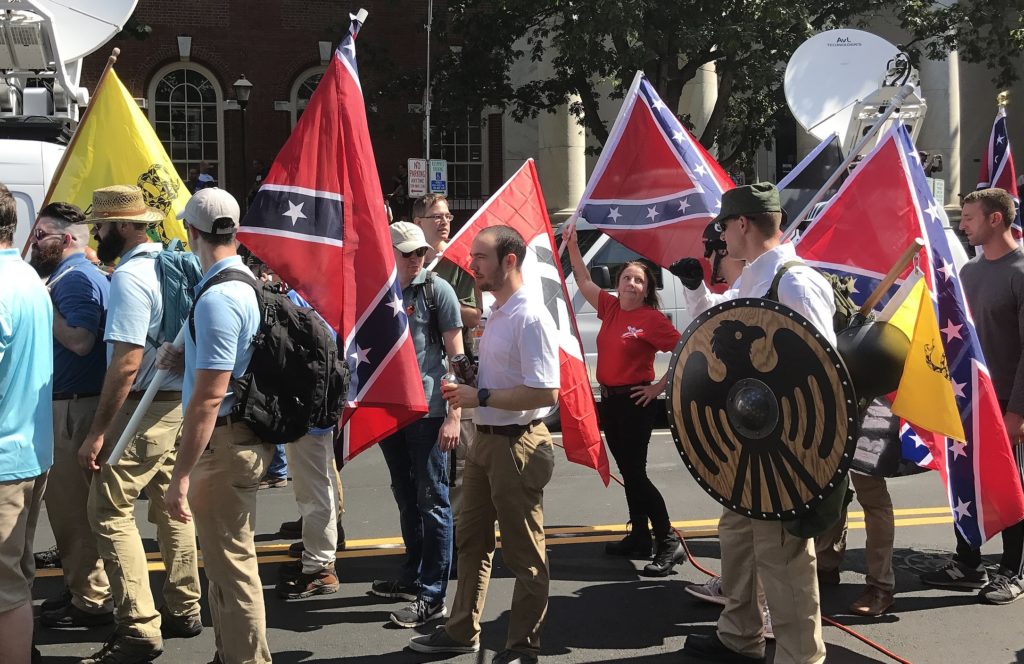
[743,211,783,238]
[963,188,1017,228]
[617,260,661,309]
[412,194,448,220]
[0,182,15,245]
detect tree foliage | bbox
[432,0,1024,170]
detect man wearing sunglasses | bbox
[26,203,115,630]
[371,222,464,629]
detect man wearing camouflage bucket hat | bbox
[75,185,202,664]
[672,182,834,664]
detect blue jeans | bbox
[378,416,452,603]
[266,444,288,479]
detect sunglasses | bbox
[401,247,428,259]
[33,228,67,242]
[714,217,738,233]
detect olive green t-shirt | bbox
[432,256,478,356]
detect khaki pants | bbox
[449,407,474,518]
[189,421,273,664]
[88,400,201,639]
[45,396,111,613]
[445,424,554,656]
[288,431,338,573]
[0,473,47,613]
[815,472,895,591]
[718,508,825,664]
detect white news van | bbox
[1,136,65,251]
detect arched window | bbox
[148,63,224,185]
[290,66,326,127]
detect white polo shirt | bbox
[475,285,560,426]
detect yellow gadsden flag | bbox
[46,68,189,248]
[887,274,967,442]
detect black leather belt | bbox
[476,419,542,437]
[52,391,99,401]
[600,383,650,398]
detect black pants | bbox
[600,392,671,538]
[955,426,1024,578]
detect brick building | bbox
[79,0,502,221]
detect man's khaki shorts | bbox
[0,472,47,612]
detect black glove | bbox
[669,257,705,290]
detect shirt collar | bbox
[741,243,797,286]
[195,255,246,293]
[49,252,90,280]
[0,248,21,263]
[117,242,162,266]
[491,285,528,318]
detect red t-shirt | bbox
[596,290,680,386]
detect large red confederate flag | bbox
[439,160,610,484]
[237,10,427,459]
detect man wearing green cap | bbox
[672,182,833,664]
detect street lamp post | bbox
[233,75,254,210]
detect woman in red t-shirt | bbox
[564,225,683,577]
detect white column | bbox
[678,62,718,138]
[917,51,961,206]
[536,98,587,223]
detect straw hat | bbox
[84,185,165,224]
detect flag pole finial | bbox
[998,91,1010,108]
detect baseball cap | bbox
[711,182,784,227]
[177,188,240,234]
[390,221,431,253]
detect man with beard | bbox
[411,225,559,664]
[77,186,202,664]
[27,203,115,630]
[411,194,481,524]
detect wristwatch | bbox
[477,388,491,408]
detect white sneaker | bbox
[763,606,775,640]
[685,577,727,606]
[980,571,1024,605]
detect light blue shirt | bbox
[105,242,183,390]
[0,249,54,481]
[403,270,462,418]
[183,256,260,416]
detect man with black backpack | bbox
[155,188,273,664]
[76,185,203,664]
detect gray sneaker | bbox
[980,571,1024,605]
[408,626,479,654]
[370,579,418,601]
[920,560,989,589]
[389,598,447,627]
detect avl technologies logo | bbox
[828,36,863,47]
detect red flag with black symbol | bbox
[439,160,610,485]
[237,11,427,459]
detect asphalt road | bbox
[32,429,1024,663]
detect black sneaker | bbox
[408,626,479,654]
[605,525,653,557]
[41,587,73,612]
[279,516,302,538]
[41,603,115,628]
[642,534,686,577]
[277,565,340,599]
[920,560,989,590]
[78,633,163,664]
[492,650,539,664]
[159,606,203,638]
[682,632,765,662]
[34,545,62,569]
[369,579,418,601]
[389,597,447,627]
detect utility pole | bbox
[424,0,433,160]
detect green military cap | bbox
[712,182,784,227]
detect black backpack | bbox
[188,271,349,443]
[412,271,443,347]
[765,260,860,333]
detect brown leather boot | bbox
[849,585,894,616]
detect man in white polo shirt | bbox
[410,225,559,664]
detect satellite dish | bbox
[784,29,900,147]
[27,0,139,62]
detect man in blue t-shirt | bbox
[371,222,464,629]
[157,188,272,664]
[27,202,116,628]
[0,182,54,664]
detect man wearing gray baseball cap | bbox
[156,187,275,664]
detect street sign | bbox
[429,158,447,196]
[407,158,428,198]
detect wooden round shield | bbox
[666,298,858,520]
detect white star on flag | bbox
[924,202,942,224]
[677,198,690,213]
[907,149,921,164]
[672,130,684,142]
[349,344,371,365]
[694,163,708,177]
[283,200,308,226]
[941,320,963,342]
[998,135,1006,145]
[343,41,356,55]
[951,380,967,398]
[951,440,967,460]
[953,497,972,521]
[386,293,404,317]
[938,260,955,281]
[607,207,622,222]
[651,99,665,111]
[714,199,722,210]
[645,206,660,221]
[909,432,926,448]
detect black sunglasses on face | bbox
[401,247,428,258]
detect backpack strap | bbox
[187,269,262,343]
[415,271,443,348]
[764,260,805,302]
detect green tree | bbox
[433,0,1024,169]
